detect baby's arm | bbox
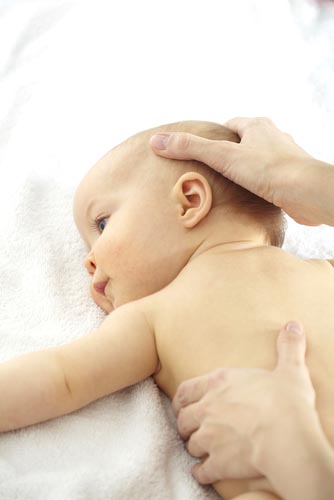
[0,302,158,432]
[233,494,280,500]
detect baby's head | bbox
[73,120,285,312]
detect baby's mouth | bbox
[93,281,108,295]
[102,284,115,310]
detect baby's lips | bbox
[93,281,108,295]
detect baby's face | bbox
[73,138,190,312]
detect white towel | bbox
[0,1,333,499]
[0,176,219,499]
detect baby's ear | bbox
[172,172,213,228]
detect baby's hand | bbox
[173,321,317,487]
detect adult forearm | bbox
[303,159,334,226]
[283,158,334,226]
[0,349,72,432]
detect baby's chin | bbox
[99,300,114,314]
[90,288,114,314]
[91,286,151,314]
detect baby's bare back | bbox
[150,246,334,498]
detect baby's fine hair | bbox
[125,120,285,247]
[141,120,286,247]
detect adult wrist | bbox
[252,407,334,500]
[251,402,316,473]
[273,425,334,500]
[303,158,334,226]
[281,157,334,226]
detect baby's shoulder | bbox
[128,286,178,329]
[304,257,334,273]
[326,259,334,269]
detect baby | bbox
[1,121,334,500]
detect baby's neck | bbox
[188,207,269,262]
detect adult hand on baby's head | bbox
[172,321,318,492]
[150,117,332,226]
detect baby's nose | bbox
[84,253,96,276]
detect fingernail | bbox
[285,321,303,335]
[150,133,170,150]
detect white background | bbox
[0,2,333,499]
[1,0,334,191]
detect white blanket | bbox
[0,1,333,499]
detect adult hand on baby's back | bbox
[172,321,319,494]
[150,117,334,226]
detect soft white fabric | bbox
[0,1,333,499]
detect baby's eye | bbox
[97,217,109,232]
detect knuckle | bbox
[258,116,273,125]
[175,380,189,403]
[177,407,188,433]
[211,368,228,385]
[177,406,184,424]
[176,132,192,151]
[283,330,304,345]
[195,400,208,420]
[194,465,209,484]
[207,141,230,170]
[198,425,213,445]
[185,435,192,453]
[178,405,185,418]
[216,367,228,381]
[187,432,198,452]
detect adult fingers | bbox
[276,321,306,370]
[177,404,202,440]
[150,132,209,160]
[193,457,264,486]
[173,368,230,416]
[191,456,220,485]
[276,321,316,406]
[186,429,209,458]
[172,373,211,417]
[150,132,238,170]
[224,116,275,137]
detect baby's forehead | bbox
[92,137,146,180]
[107,134,149,170]
[76,136,148,197]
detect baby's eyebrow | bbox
[85,198,97,219]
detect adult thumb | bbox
[276,321,306,370]
[149,132,236,168]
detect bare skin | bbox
[149,117,334,499]
[173,322,334,500]
[0,122,333,500]
[150,117,334,226]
